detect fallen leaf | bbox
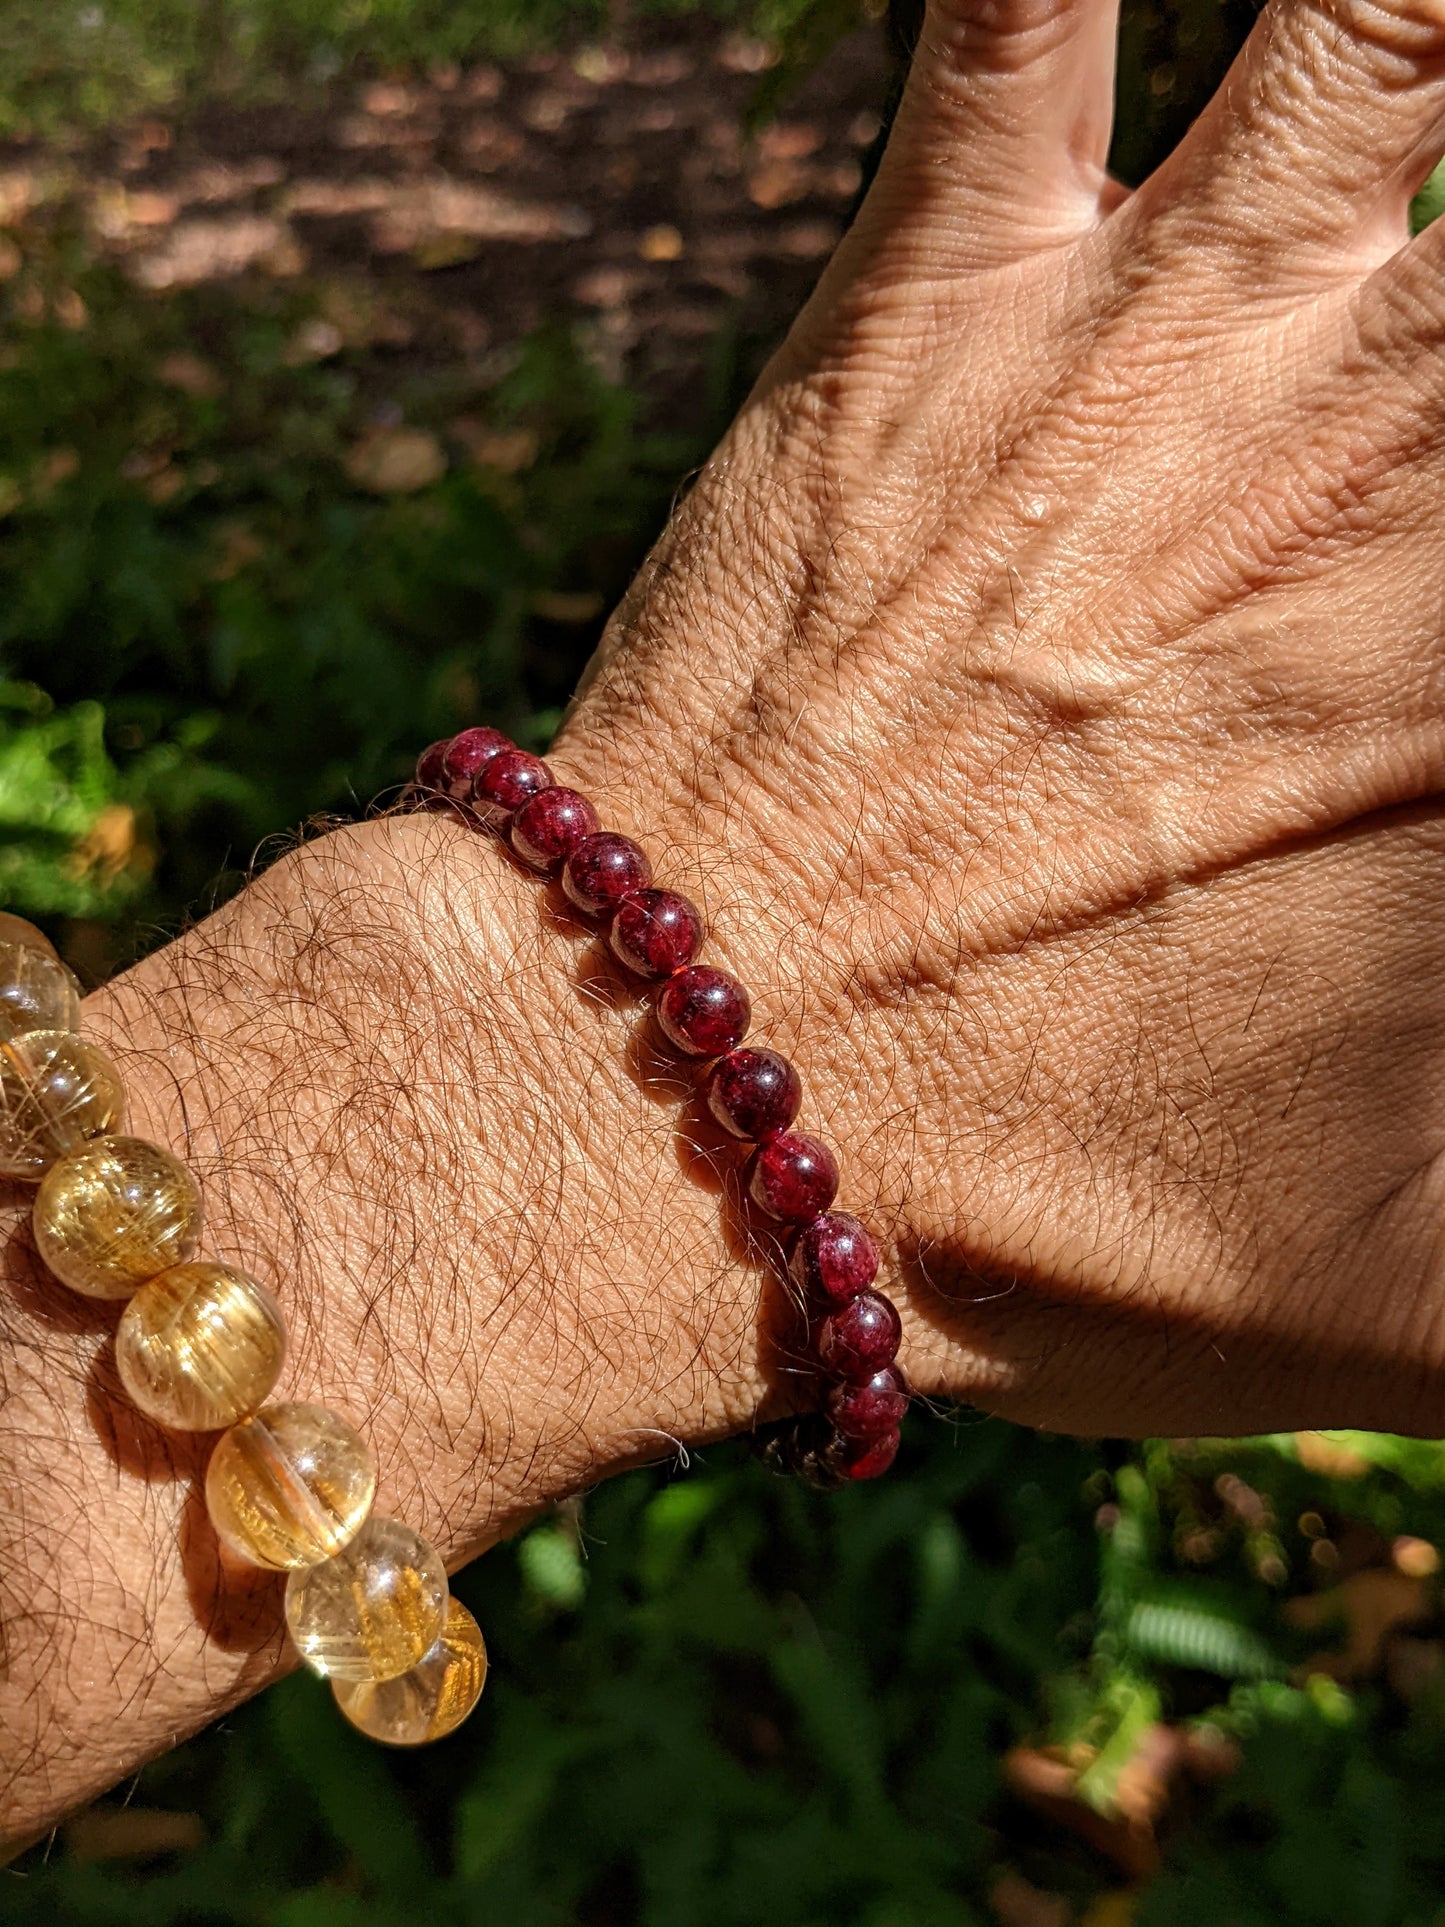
[67,1806,202,1861]
[412,231,483,270]
[757,121,822,162]
[990,1869,1072,1927]
[53,288,87,330]
[144,466,185,505]
[452,423,538,472]
[131,214,291,289]
[32,448,80,496]
[1286,1568,1431,1679]
[1080,1896,1137,1927]
[639,223,684,262]
[531,590,603,623]
[67,805,148,885]
[345,427,446,494]
[212,521,262,580]
[130,191,179,227]
[1295,1431,1371,1477]
[1394,1536,1440,1578]
[282,318,345,364]
[157,351,222,397]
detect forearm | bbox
[0,802,795,1844]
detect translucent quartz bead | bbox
[332,1597,487,1745]
[116,1261,286,1430]
[0,1030,124,1178]
[0,913,58,958]
[206,1401,376,1569]
[34,1135,202,1299]
[285,1515,448,1682]
[0,940,79,1044]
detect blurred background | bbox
[3,2,1445,1922]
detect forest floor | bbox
[0,15,888,434]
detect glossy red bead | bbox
[826,1365,908,1440]
[442,725,511,798]
[510,787,601,872]
[790,1212,879,1307]
[840,1428,901,1481]
[707,1048,801,1142]
[473,749,553,825]
[657,967,751,1058]
[609,889,704,979]
[748,1131,838,1223]
[563,834,653,918]
[415,738,451,792]
[816,1290,902,1382]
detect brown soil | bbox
[40,16,893,431]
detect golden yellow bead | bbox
[0,1029,123,1178]
[285,1516,448,1683]
[205,1401,376,1570]
[0,938,78,1044]
[0,914,58,958]
[33,1135,202,1300]
[332,1597,487,1746]
[116,1261,286,1431]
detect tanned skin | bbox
[10,0,1445,1848]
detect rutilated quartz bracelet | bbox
[410,726,910,1487]
[0,914,486,1747]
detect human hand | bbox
[558,0,1445,1441]
[10,0,1445,1842]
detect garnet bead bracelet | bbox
[0,920,486,1747]
[410,729,910,1489]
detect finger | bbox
[861,0,1124,268]
[1138,0,1445,279]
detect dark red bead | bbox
[826,1365,908,1440]
[707,1048,801,1142]
[473,748,553,825]
[790,1212,879,1306]
[563,833,653,918]
[609,889,704,979]
[441,725,511,798]
[840,1428,901,1481]
[748,1131,838,1223]
[816,1290,902,1382]
[510,787,601,872]
[657,967,751,1057]
[415,738,452,792]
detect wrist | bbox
[0,787,804,1843]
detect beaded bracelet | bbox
[0,914,486,1747]
[0,728,905,1754]
[409,726,910,1487]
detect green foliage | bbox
[0,224,702,944]
[0,0,877,137]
